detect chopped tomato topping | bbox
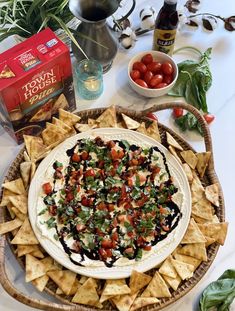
[84,169,95,178]
[71,153,80,162]
[81,151,89,160]
[42,182,52,195]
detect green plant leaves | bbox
[199,269,235,311]
[168,48,212,113]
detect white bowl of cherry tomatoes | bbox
[128,51,178,98]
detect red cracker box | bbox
[0,28,76,144]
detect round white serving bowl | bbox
[128,50,178,98]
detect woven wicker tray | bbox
[0,102,225,311]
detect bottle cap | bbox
[165,0,177,4]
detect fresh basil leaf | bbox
[199,269,235,311]
[168,48,212,114]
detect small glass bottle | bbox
[152,0,179,56]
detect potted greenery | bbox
[0,0,87,56]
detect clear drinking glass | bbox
[75,59,103,100]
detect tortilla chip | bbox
[11,206,27,221]
[205,183,220,207]
[191,177,205,204]
[166,132,183,151]
[159,255,178,278]
[23,135,34,157]
[0,189,16,207]
[162,274,181,291]
[198,222,228,245]
[168,145,182,163]
[102,279,131,297]
[72,278,100,306]
[181,218,206,244]
[17,245,40,257]
[31,249,45,259]
[6,204,15,219]
[182,163,193,183]
[173,254,201,271]
[130,297,159,311]
[40,256,61,273]
[47,270,77,295]
[23,150,31,162]
[69,279,81,296]
[52,117,76,135]
[59,108,81,127]
[112,292,138,311]
[56,287,63,295]
[196,152,211,178]
[205,236,216,247]
[88,118,98,127]
[96,106,117,128]
[178,243,207,261]
[146,120,161,143]
[9,195,28,214]
[25,254,46,282]
[171,259,194,280]
[2,178,26,195]
[121,114,140,130]
[41,123,67,146]
[11,217,39,245]
[193,214,219,224]
[79,275,88,284]
[129,270,152,294]
[52,93,69,114]
[20,162,31,188]
[0,218,23,235]
[30,137,47,162]
[32,274,49,292]
[30,162,37,182]
[180,150,198,169]
[141,271,171,298]
[136,122,148,135]
[75,123,93,133]
[192,196,214,220]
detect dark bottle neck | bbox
[163,1,177,11]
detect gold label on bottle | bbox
[153,29,177,55]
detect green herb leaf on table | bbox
[169,48,212,113]
[175,112,203,136]
[199,269,235,311]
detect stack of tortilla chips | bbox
[0,106,228,311]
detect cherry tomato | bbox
[112,231,119,241]
[101,239,113,249]
[143,71,153,85]
[143,245,152,251]
[146,112,158,121]
[173,107,184,118]
[132,61,147,74]
[146,61,162,73]
[141,53,153,65]
[154,82,168,89]
[130,69,141,81]
[84,169,95,178]
[149,74,163,88]
[204,113,215,124]
[162,62,173,75]
[134,79,148,88]
[66,192,74,201]
[42,182,52,195]
[71,153,80,162]
[163,74,173,84]
[81,151,89,160]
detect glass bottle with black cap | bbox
[152,0,179,56]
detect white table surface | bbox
[1,0,235,310]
